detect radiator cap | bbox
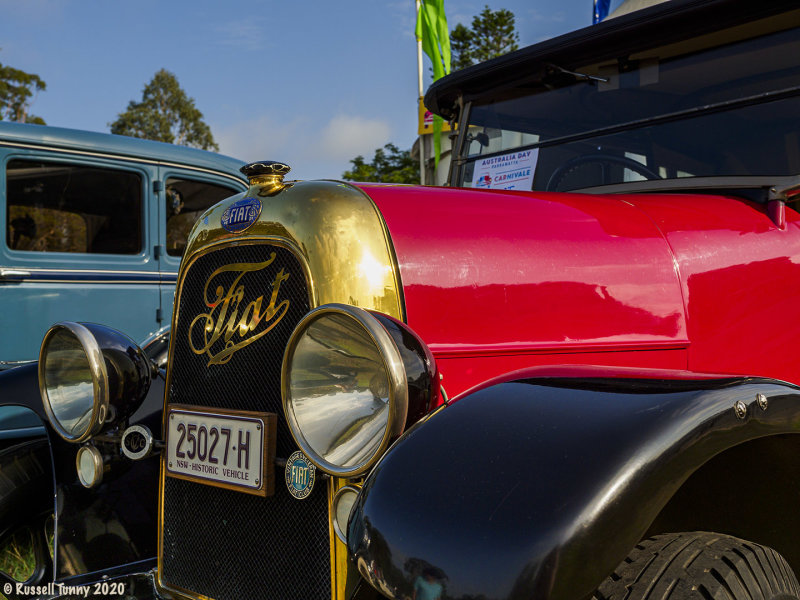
[240,160,291,181]
[241,161,291,196]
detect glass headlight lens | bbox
[39,322,109,442]
[282,304,408,476]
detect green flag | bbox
[416,0,450,168]
[415,0,450,80]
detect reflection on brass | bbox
[188,254,291,366]
[257,181,293,197]
[160,179,404,600]
[183,180,404,321]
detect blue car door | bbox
[0,148,160,362]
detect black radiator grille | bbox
[161,242,330,600]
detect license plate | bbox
[165,405,276,496]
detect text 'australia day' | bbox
[473,149,538,190]
[477,149,535,168]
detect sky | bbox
[0,0,626,180]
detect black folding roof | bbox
[425,0,800,120]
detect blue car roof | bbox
[0,121,246,180]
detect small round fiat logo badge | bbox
[221,196,262,233]
[285,451,316,500]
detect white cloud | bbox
[214,113,393,181]
[318,115,392,161]
[388,0,420,39]
[215,114,306,164]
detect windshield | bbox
[456,25,800,191]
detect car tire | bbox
[594,532,800,600]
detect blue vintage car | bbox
[0,122,247,365]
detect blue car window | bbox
[165,177,238,257]
[7,159,142,254]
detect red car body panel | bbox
[626,193,800,382]
[357,184,800,396]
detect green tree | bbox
[0,57,46,124]
[110,69,218,151]
[342,143,419,183]
[451,5,519,70]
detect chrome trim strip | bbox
[0,359,36,370]
[428,339,690,358]
[0,268,179,284]
[0,139,247,185]
[0,268,30,278]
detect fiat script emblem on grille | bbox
[285,451,316,500]
[188,252,291,366]
[221,197,262,233]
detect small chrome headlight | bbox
[76,445,104,488]
[282,304,409,477]
[332,485,360,543]
[39,322,154,443]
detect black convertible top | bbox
[425,0,800,120]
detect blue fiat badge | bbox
[285,451,316,500]
[221,197,262,233]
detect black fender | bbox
[0,364,53,533]
[347,374,800,600]
[0,363,49,423]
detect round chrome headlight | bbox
[39,321,154,443]
[39,322,109,442]
[282,304,409,477]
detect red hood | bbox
[355,184,800,394]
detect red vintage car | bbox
[1,0,800,599]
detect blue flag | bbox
[594,0,611,23]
